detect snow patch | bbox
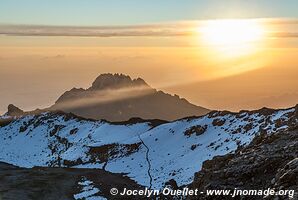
[74,177,107,200]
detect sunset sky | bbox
[0,0,298,114]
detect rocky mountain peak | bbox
[6,104,24,116]
[51,73,210,121]
[89,73,149,91]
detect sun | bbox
[198,19,265,57]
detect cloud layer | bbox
[0,23,193,37]
[0,19,297,38]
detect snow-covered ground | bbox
[0,114,13,120]
[74,177,107,200]
[0,108,295,189]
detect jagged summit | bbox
[51,73,210,121]
[6,104,24,117]
[89,73,150,91]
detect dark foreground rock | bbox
[188,126,298,200]
[0,162,145,200]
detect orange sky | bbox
[0,19,298,114]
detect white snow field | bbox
[0,107,295,189]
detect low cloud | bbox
[270,32,298,38]
[0,23,192,37]
[0,18,297,38]
[42,54,66,60]
[52,85,155,110]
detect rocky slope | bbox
[188,107,298,200]
[1,105,296,191]
[50,73,209,121]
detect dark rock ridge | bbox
[50,73,210,121]
[188,109,298,200]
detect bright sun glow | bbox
[199,19,265,57]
